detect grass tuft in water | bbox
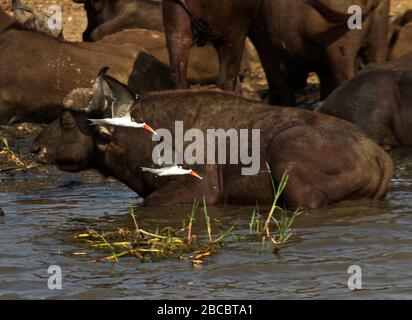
[0,131,9,150]
[250,163,302,254]
[187,198,198,244]
[0,130,26,169]
[73,163,301,263]
[75,199,235,265]
[203,196,213,242]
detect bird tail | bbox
[140,167,153,173]
[88,119,105,126]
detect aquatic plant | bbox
[75,199,235,265]
[249,163,301,254]
[73,163,300,263]
[0,130,9,150]
[0,130,25,169]
[186,197,198,244]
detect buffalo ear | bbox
[13,0,35,28]
[95,126,125,154]
[12,0,64,39]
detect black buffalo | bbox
[163,0,389,105]
[320,53,412,149]
[32,77,393,208]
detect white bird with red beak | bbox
[88,68,157,135]
[141,146,203,180]
[89,117,156,134]
[141,166,203,180]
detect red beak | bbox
[189,170,203,180]
[143,123,157,135]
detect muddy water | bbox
[0,150,412,300]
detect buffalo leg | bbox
[364,0,390,65]
[163,0,194,88]
[248,30,296,106]
[318,69,337,100]
[326,44,357,87]
[215,37,247,91]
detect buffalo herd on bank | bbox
[1,0,412,209]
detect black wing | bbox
[102,74,137,118]
[87,66,109,115]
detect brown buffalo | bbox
[32,76,392,208]
[72,0,250,84]
[97,29,246,85]
[388,10,412,61]
[319,53,412,149]
[164,0,389,105]
[378,51,412,71]
[3,3,240,123]
[72,0,164,41]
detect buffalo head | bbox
[31,71,125,171]
[12,0,64,39]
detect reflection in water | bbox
[0,152,412,299]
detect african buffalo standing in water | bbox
[163,0,389,105]
[32,82,393,209]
